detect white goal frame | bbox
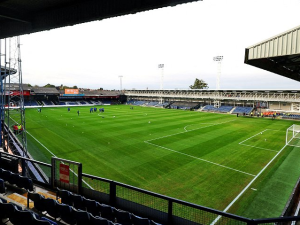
[286,124,300,147]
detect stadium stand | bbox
[42,100,54,106]
[202,105,233,113]
[155,102,169,108]
[231,106,253,115]
[169,101,200,110]
[146,102,159,107]
[24,100,39,106]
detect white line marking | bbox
[27,131,56,156]
[239,129,279,152]
[146,120,236,142]
[26,131,94,190]
[144,141,255,177]
[184,123,216,132]
[239,129,268,145]
[239,143,278,152]
[210,142,288,225]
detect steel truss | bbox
[0,37,27,156]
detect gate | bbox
[51,157,82,194]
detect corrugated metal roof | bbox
[247,25,300,60]
[245,25,300,82]
[0,0,200,39]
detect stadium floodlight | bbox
[118,75,123,91]
[158,64,164,90]
[213,56,223,90]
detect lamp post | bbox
[213,56,223,90]
[158,64,164,104]
[158,64,164,90]
[118,75,123,91]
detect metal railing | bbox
[1,141,300,225]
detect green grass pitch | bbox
[21,105,300,218]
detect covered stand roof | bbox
[245,25,300,82]
[0,0,199,39]
[0,66,17,79]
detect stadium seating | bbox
[27,191,46,212]
[55,188,163,224]
[73,208,91,225]
[132,214,151,225]
[231,106,253,114]
[43,198,60,219]
[24,100,39,106]
[0,179,5,193]
[42,100,54,105]
[146,102,159,106]
[115,209,132,225]
[84,198,101,216]
[170,101,199,110]
[90,214,115,225]
[71,193,85,210]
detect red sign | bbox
[59,164,70,183]
[5,90,30,96]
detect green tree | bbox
[189,78,209,89]
[44,83,56,88]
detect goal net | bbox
[286,124,300,147]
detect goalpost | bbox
[286,124,300,147]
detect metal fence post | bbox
[168,199,173,225]
[78,163,82,195]
[21,158,26,176]
[110,181,116,207]
[51,157,56,189]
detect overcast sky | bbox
[21,0,300,90]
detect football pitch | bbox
[22,105,300,218]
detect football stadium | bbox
[1,1,300,225]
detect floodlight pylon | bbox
[213,56,223,90]
[158,64,164,104]
[0,37,27,159]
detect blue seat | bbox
[40,217,58,225]
[90,214,114,225]
[0,178,5,193]
[2,170,12,182]
[0,168,3,179]
[44,198,60,219]
[57,188,73,205]
[27,191,46,212]
[115,209,132,225]
[150,220,163,225]
[132,214,150,225]
[84,198,101,216]
[17,175,34,191]
[0,202,15,221]
[99,204,115,221]
[0,196,7,203]
[73,208,90,225]
[10,172,20,185]
[71,193,85,210]
[58,203,76,225]
[34,218,52,225]
[10,207,35,225]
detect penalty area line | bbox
[145,141,255,177]
[210,142,288,225]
